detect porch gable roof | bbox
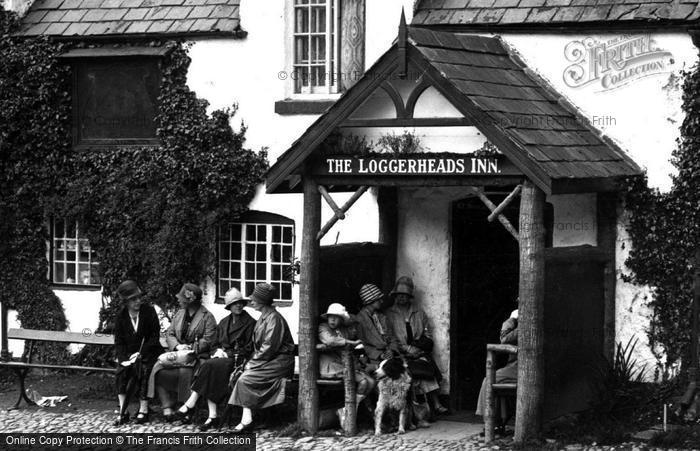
[265,27,641,195]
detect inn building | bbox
[2,0,700,435]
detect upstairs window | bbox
[218,212,295,303]
[51,220,101,287]
[293,0,339,94]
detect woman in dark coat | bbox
[147,283,217,421]
[177,287,255,430]
[228,283,295,432]
[113,280,162,425]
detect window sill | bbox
[274,301,293,308]
[51,283,102,292]
[274,99,337,115]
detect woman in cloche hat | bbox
[318,303,375,408]
[113,280,162,425]
[178,287,256,431]
[228,283,295,432]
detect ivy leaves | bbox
[623,65,700,375]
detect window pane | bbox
[257,263,266,279]
[271,244,281,262]
[245,244,255,261]
[283,227,293,243]
[281,283,292,301]
[90,267,101,285]
[231,224,242,241]
[54,263,64,283]
[220,262,230,279]
[78,264,91,285]
[295,36,309,63]
[283,245,292,262]
[272,265,281,280]
[66,263,76,283]
[245,263,255,278]
[246,225,256,241]
[257,225,266,242]
[231,262,241,278]
[220,242,230,260]
[54,248,64,261]
[256,244,266,261]
[55,220,64,238]
[231,242,241,260]
[245,282,255,298]
[219,280,229,296]
[66,222,76,237]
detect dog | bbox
[374,357,412,435]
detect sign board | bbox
[313,154,521,177]
[74,59,160,147]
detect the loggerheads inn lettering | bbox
[325,157,501,175]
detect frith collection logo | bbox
[563,35,674,91]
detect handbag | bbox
[413,335,434,353]
[228,354,247,390]
[406,358,435,379]
[156,349,196,368]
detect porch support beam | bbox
[597,193,618,361]
[515,180,546,443]
[472,188,519,241]
[487,184,522,223]
[299,177,321,432]
[316,186,369,241]
[378,187,398,291]
[318,185,345,220]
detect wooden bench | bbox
[484,343,518,443]
[0,327,115,410]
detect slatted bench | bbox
[0,327,115,410]
[484,343,518,443]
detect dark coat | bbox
[212,310,256,359]
[165,304,217,358]
[114,304,162,364]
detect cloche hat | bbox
[224,287,248,309]
[359,283,384,306]
[321,303,350,322]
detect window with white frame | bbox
[51,220,101,286]
[293,0,339,94]
[218,219,295,302]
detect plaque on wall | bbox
[73,59,160,147]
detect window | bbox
[293,0,339,94]
[218,215,295,302]
[51,220,101,286]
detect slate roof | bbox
[18,0,244,37]
[413,0,700,28]
[266,26,641,194]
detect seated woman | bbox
[355,283,400,370]
[147,283,217,422]
[318,303,375,408]
[475,308,518,430]
[113,280,162,425]
[386,276,448,417]
[228,283,295,432]
[178,287,256,430]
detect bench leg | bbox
[9,368,36,410]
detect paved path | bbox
[0,407,696,450]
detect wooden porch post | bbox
[1,301,9,360]
[515,180,546,442]
[597,193,618,362]
[299,177,321,432]
[377,187,398,290]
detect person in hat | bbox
[476,305,519,433]
[318,302,375,407]
[148,283,217,422]
[228,283,295,432]
[177,287,256,431]
[386,276,448,416]
[113,280,162,425]
[354,283,400,370]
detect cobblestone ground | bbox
[0,407,698,451]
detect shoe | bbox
[434,406,449,415]
[232,421,254,432]
[176,405,194,424]
[113,410,129,426]
[199,417,221,432]
[163,413,175,423]
[134,412,149,424]
[416,419,430,428]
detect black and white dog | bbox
[374,357,412,435]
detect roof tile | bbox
[493,0,520,6]
[518,0,546,6]
[578,4,611,20]
[528,6,558,20]
[450,9,480,22]
[476,7,506,21]
[500,7,531,22]
[552,5,585,20]
[19,0,244,37]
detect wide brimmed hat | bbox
[224,287,248,309]
[249,283,276,305]
[359,283,384,306]
[390,276,414,298]
[116,280,142,301]
[176,283,202,304]
[321,303,350,322]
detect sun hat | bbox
[390,276,414,298]
[224,287,248,309]
[321,303,350,322]
[116,280,142,301]
[176,283,203,304]
[249,283,276,305]
[359,283,384,306]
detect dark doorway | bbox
[449,194,520,412]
